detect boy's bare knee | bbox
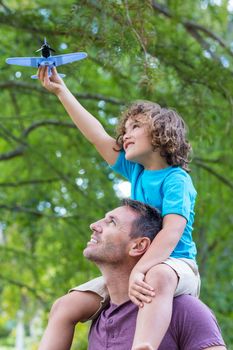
[145,264,178,293]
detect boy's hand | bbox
[128,269,155,308]
[37,66,66,95]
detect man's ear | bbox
[129,237,151,257]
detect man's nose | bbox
[90,221,102,232]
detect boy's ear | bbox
[129,237,151,257]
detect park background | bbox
[0,0,232,349]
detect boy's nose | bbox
[123,133,130,142]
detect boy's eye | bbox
[132,123,139,129]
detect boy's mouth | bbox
[124,141,134,151]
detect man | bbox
[84,199,226,350]
[39,199,226,350]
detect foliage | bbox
[0,0,232,348]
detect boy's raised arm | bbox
[38,66,118,165]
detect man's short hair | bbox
[122,199,162,241]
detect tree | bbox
[0,0,232,348]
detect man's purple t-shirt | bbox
[88,295,225,350]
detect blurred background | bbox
[0,0,232,349]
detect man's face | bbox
[83,206,138,264]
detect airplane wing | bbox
[6,57,42,67]
[52,52,87,67]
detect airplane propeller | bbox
[35,46,55,53]
[35,38,56,58]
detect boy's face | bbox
[123,116,154,165]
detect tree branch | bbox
[0,12,66,35]
[184,21,232,55]
[193,156,224,164]
[193,159,233,190]
[0,146,26,161]
[0,177,62,187]
[0,203,80,219]
[151,0,233,58]
[0,81,124,105]
[0,273,53,304]
[22,120,75,137]
[124,0,148,57]
[0,246,44,261]
[0,120,75,161]
[0,0,11,14]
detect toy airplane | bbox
[6,38,87,79]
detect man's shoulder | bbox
[172,295,216,324]
[171,295,225,349]
[173,294,209,310]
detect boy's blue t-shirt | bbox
[111,151,197,261]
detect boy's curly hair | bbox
[116,101,192,172]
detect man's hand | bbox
[37,66,66,95]
[128,269,155,308]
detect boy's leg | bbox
[131,264,178,350]
[165,257,200,297]
[39,291,102,350]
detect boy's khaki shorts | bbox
[69,276,108,321]
[69,258,200,320]
[162,257,200,297]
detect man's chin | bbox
[83,246,91,258]
[83,247,100,262]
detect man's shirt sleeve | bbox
[172,296,226,350]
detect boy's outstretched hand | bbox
[128,269,155,308]
[37,66,66,95]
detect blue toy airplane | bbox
[6,38,87,79]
